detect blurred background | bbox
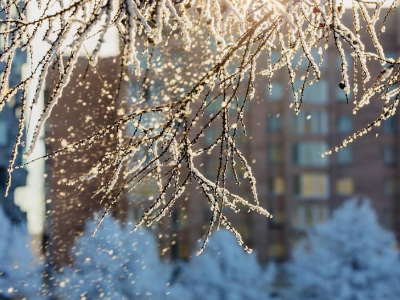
[1,4,400,300]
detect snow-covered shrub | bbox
[287,198,400,300]
[0,207,43,299]
[174,229,278,300]
[55,215,182,300]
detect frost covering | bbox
[175,229,278,300]
[288,199,400,300]
[0,207,43,299]
[55,215,180,300]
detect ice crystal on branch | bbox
[1,0,399,252]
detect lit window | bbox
[292,110,328,135]
[267,115,283,133]
[131,179,158,199]
[337,146,353,165]
[383,115,397,134]
[0,121,8,146]
[267,82,283,101]
[384,178,398,196]
[383,146,398,166]
[294,173,329,199]
[336,178,354,196]
[270,210,284,226]
[293,142,328,166]
[268,242,285,258]
[267,144,283,164]
[268,177,285,196]
[337,116,353,133]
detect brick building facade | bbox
[44,58,128,265]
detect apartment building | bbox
[162,10,400,262]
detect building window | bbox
[293,142,328,166]
[293,173,329,199]
[268,242,285,258]
[383,146,398,166]
[335,86,351,102]
[337,115,353,133]
[292,205,306,228]
[270,210,284,226]
[313,205,329,224]
[295,79,328,104]
[0,121,8,146]
[205,127,220,145]
[292,110,328,135]
[337,146,353,165]
[336,178,354,196]
[268,82,283,101]
[232,129,246,146]
[292,204,328,229]
[267,144,283,164]
[267,115,283,133]
[383,115,398,134]
[206,98,223,113]
[268,177,285,196]
[130,179,158,200]
[384,178,398,196]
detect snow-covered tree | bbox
[2,0,400,252]
[174,229,278,300]
[0,207,43,300]
[287,198,400,300]
[55,214,183,300]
